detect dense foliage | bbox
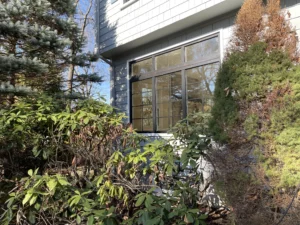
[209,0,300,223]
[0,97,211,225]
[0,0,214,224]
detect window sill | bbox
[120,0,138,10]
[141,133,173,139]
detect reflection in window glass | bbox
[155,49,181,70]
[156,72,182,131]
[130,35,220,132]
[132,58,152,76]
[185,63,219,114]
[131,78,153,131]
[185,37,219,62]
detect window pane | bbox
[143,106,153,118]
[142,119,153,131]
[132,92,152,106]
[156,117,169,131]
[171,101,182,117]
[132,58,152,76]
[185,63,219,114]
[132,119,142,131]
[132,94,142,106]
[171,88,182,101]
[172,117,181,126]
[132,79,152,94]
[155,72,182,131]
[185,37,219,62]
[157,103,169,118]
[156,75,170,90]
[203,99,213,112]
[141,92,152,105]
[186,83,203,99]
[171,73,182,88]
[132,106,142,119]
[155,49,181,70]
[132,78,153,131]
[156,89,170,103]
[187,99,203,114]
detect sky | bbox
[76,0,111,103]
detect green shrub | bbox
[211,42,300,187]
[209,42,300,224]
[0,97,209,225]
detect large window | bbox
[130,35,220,132]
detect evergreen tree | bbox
[66,0,103,96]
[210,0,300,223]
[0,0,102,104]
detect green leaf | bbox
[28,210,36,224]
[69,195,81,206]
[77,111,86,119]
[28,169,33,176]
[164,201,171,211]
[135,195,146,207]
[190,159,197,168]
[34,202,41,211]
[145,195,153,208]
[57,177,71,186]
[22,192,33,205]
[29,195,37,206]
[76,215,82,224]
[185,213,194,223]
[6,197,15,208]
[34,168,39,175]
[168,211,178,219]
[181,151,188,167]
[166,165,173,176]
[147,187,157,194]
[71,123,77,130]
[46,179,57,192]
[92,210,105,216]
[199,214,208,220]
[87,215,94,225]
[188,209,199,213]
[146,216,160,225]
[200,220,206,225]
[51,116,57,123]
[83,117,89,124]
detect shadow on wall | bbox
[95,0,118,58]
[95,0,118,105]
[282,0,300,8]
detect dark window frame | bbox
[129,33,221,133]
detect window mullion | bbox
[168,75,171,130]
[182,69,187,119]
[181,46,184,63]
[152,77,156,132]
[152,55,156,132]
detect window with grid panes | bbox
[130,34,220,132]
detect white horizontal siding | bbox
[97,0,228,55]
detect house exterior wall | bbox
[96,0,300,205]
[109,0,300,121]
[110,11,235,120]
[96,0,244,57]
[96,0,300,134]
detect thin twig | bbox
[274,185,300,225]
